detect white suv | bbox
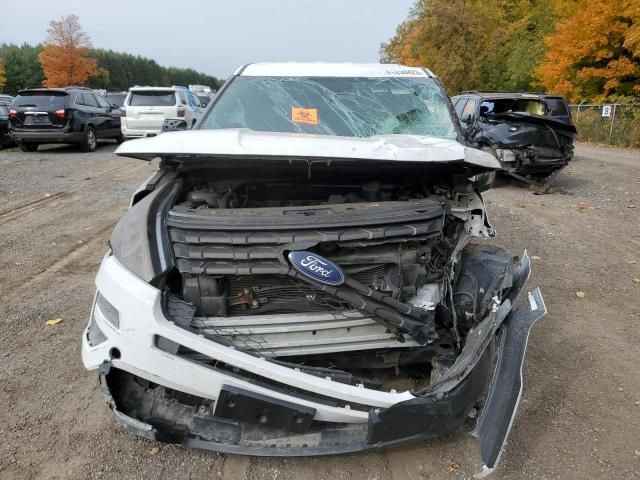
[121,86,203,139]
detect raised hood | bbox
[115,128,500,170]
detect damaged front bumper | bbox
[83,253,545,475]
[494,146,572,176]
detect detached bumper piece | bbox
[97,256,545,473]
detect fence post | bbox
[576,101,584,122]
[608,104,617,143]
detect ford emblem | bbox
[288,251,345,286]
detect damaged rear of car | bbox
[82,63,546,476]
[453,92,577,186]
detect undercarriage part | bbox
[506,166,567,194]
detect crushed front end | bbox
[82,134,545,475]
[470,112,577,185]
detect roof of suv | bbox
[457,91,545,100]
[128,86,181,92]
[238,62,435,78]
[17,86,92,94]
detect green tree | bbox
[381,0,505,93]
[0,42,221,95]
[0,43,45,95]
[0,57,6,91]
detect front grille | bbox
[167,199,445,318]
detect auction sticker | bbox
[292,107,318,125]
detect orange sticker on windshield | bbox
[292,107,318,125]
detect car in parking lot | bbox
[105,92,127,108]
[451,91,577,184]
[0,102,17,149]
[83,63,546,476]
[9,87,123,152]
[120,86,203,140]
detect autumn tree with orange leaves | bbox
[537,0,640,101]
[383,0,638,101]
[0,57,6,90]
[38,15,98,87]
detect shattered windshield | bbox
[201,76,457,139]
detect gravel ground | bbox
[0,141,638,480]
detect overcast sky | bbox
[1,0,415,80]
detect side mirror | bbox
[460,111,473,124]
[162,118,188,132]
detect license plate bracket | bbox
[214,385,316,433]
[25,115,50,125]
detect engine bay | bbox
[158,166,509,386]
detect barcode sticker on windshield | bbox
[292,107,318,125]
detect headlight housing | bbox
[110,180,180,283]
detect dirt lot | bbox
[0,141,638,480]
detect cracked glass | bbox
[202,76,457,139]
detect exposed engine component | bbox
[164,173,494,360]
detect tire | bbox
[80,126,97,152]
[19,142,38,152]
[115,132,124,144]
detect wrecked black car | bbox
[82,63,546,476]
[452,92,577,186]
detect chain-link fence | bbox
[569,103,640,148]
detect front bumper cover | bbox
[83,253,545,475]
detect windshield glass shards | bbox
[202,76,457,139]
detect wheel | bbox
[19,142,38,152]
[115,132,124,144]
[80,126,97,152]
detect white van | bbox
[121,86,203,139]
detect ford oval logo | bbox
[288,251,345,286]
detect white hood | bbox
[115,129,500,169]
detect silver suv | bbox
[121,86,203,139]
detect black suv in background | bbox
[0,102,17,149]
[9,87,123,152]
[451,91,576,184]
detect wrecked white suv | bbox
[82,63,545,476]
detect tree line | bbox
[0,14,222,96]
[381,0,640,102]
[0,43,222,95]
